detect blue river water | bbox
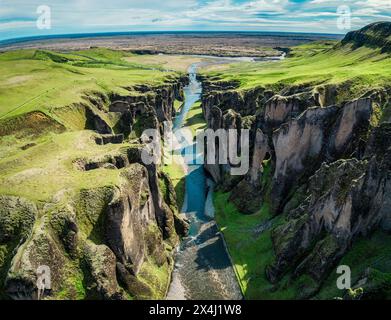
[173,64,208,234]
[167,63,242,300]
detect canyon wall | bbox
[201,72,391,298]
[0,76,189,300]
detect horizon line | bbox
[0,29,345,46]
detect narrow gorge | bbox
[199,22,391,299]
[0,70,191,299]
[0,21,390,301]
[167,63,242,300]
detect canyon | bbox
[0,21,391,300]
[201,22,391,299]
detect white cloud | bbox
[0,21,35,30]
[0,0,390,39]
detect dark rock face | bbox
[0,76,189,300]
[264,92,315,130]
[0,196,36,243]
[109,76,188,134]
[105,164,155,275]
[200,63,391,297]
[341,21,391,53]
[85,106,113,134]
[3,146,186,300]
[202,80,373,216]
[84,241,125,300]
[271,98,372,214]
[267,159,368,284]
[201,80,264,119]
[267,124,391,285]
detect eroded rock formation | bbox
[201,62,391,298]
[0,76,189,300]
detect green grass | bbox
[183,101,206,136]
[0,48,178,122]
[317,231,391,299]
[0,130,130,202]
[202,42,391,98]
[162,156,186,210]
[214,191,276,298]
[214,190,331,300]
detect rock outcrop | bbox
[271,98,372,214]
[267,122,391,289]
[200,54,391,297]
[0,75,189,300]
[341,21,391,53]
[2,145,186,300]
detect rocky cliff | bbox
[201,25,391,297]
[0,76,189,300]
[341,21,391,53]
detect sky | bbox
[0,0,390,40]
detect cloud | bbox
[0,0,390,40]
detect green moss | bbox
[54,265,86,300]
[140,189,149,207]
[201,43,391,100]
[317,231,391,299]
[75,186,114,244]
[174,100,183,112]
[162,159,186,210]
[261,159,272,192]
[0,240,20,298]
[370,101,383,127]
[183,101,206,137]
[347,287,364,300]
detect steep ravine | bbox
[200,53,391,299]
[0,75,190,300]
[167,64,242,300]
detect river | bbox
[166,63,243,300]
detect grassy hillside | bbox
[0,48,180,122]
[209,31,391,300]
[0,49,196,300]
[183,101,206,136]
[202,41,391,97]
[0,48,194,201]
[0,130,126,201]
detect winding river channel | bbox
[167,63,243,300]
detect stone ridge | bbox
[341,21,391,53]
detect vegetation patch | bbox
[183,101,206,136]
[202,43,391,101]
[162,157,186,210]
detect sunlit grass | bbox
[201,43,391,97]
[0,48,178,120]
